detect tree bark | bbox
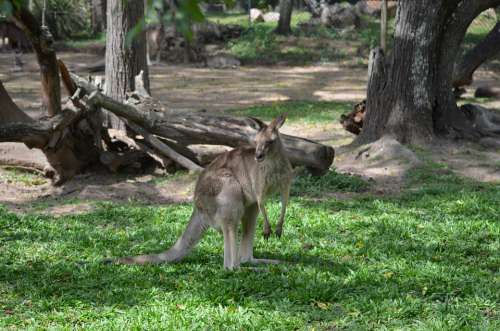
[357,0,500,145]
[105,0,150,130]
[380,0,388,52]
[276,0,293,35]
[452,22,500,88]
[0,80,100,183]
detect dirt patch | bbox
[428,140,500,183]
[335,136,423,193]
[0,170,196,215]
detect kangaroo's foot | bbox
[242,257,282,265]
[275,225,283,238]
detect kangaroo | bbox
[107,113,293,269]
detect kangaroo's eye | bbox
[266,140,274,147]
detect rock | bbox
[250,8,264,23]
[355,0,398,17]
[320,2,360,29]
[263,12,280,22]
[474,85,500,99]
[460,104,500,136]
[205,54,241,69]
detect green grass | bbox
[0,167,47,186]
[1,162,499,329]
[231,100,352,123]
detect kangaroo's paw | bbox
[275,226,283,238]
[246,258,282,265]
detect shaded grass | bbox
[1,162,499,329]
[231,100,352,123]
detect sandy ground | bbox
[1,52,499,215]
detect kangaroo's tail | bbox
[105,209,208,265]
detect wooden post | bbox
[380,0,388,53]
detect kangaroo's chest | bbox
[260,158,292,195]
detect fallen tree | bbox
[0,66,334,184]
[74,70,335,174]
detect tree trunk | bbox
[105,0,150,130]
[357,0,500,145]
[11,5,61,116]
[303,0,322,18]
[380,0,388,52]
[90,0,107,36]
[0,80,100,183]
[276,0,293,35]
[452,21,500,88]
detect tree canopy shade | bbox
[358,0,500,145]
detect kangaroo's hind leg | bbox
[215,183,245,270]
[240,203,282,265]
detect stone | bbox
[263,12,280,22]
[320,3,360,29]
[475,85,500,99]
[250,8,264,23]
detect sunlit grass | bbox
[230,100,352,123]
[0,167,46,186]
[1,162,499,329]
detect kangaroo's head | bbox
[254,113,287,163]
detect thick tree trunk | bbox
[276,0,293,35]
[105,0,150,130]
[452,22,500,88]
[357,0,500,145]
[358,0,440,145]
[435,0,500,139]
[11,5,61,116]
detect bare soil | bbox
[1,52,499,215]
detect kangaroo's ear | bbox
[269,113,287,130]
[249,116,267,132]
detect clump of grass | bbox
[0,167,47,186]
[292,169,369,197]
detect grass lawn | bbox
[1,156,499,329]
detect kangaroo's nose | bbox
[255,153,265,162]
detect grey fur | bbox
[108,114,293,269]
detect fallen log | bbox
[85,89,334,173]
